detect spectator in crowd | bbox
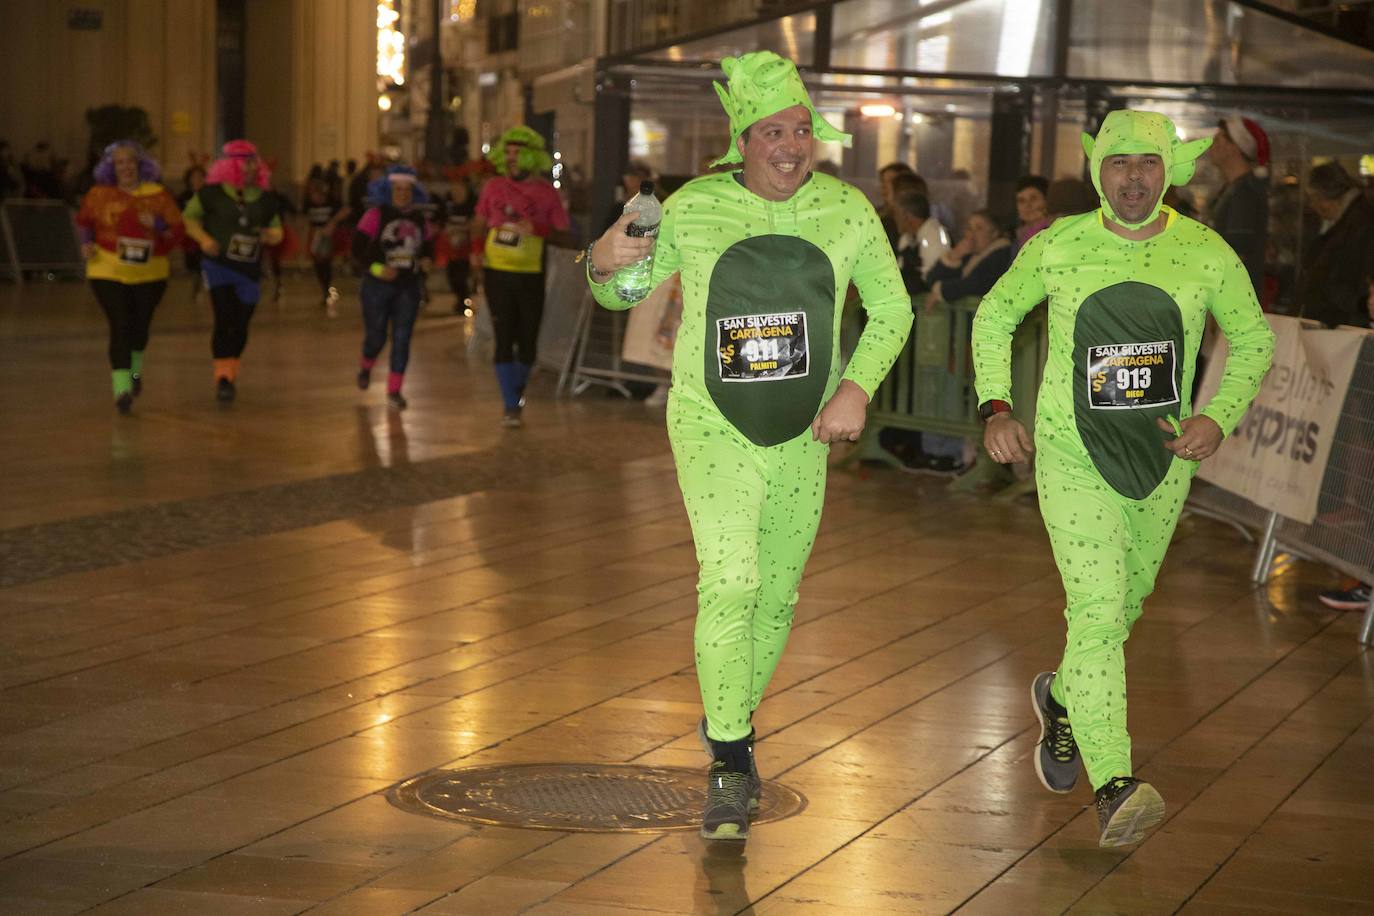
[1206,116,1271,293]
[1316,273,1374,613]
[1014,174,1050,251]
[22,140,63,198]
[891,190,934,295]
[924,209,1014,308]
[878,161,915,246]
[900,210,1014,475]
[1300,162,1374,329]
[891,173,950,283]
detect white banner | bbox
[1197,315,1365,524]
[621,273,681,371]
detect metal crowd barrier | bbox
[558,290,670,397]
[1187,334,1374,645]
[1,199,85,283]
[848,296,1048,495]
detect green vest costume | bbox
[590,153,911,744]
[972,110,1275,790]
[193,184,281,280]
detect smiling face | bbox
[112,146,140,188]
[737,103,814,202]
[1099,153,1165,225]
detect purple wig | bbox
[205,139,272,190]
[92,140,161,186]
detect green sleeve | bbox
[1197,247,1275,436]
[182,192,204,222]
[588,196,681,311]
[971,229,1048,407]
[841,202,915,398]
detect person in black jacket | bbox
[351,165,436,410]
[1300,162,1374,329]
[923,209,1014,308]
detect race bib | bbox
[494,225,522,247]
[1086,340,1178,409]
[226,233,261,263]
[716,311,809,382]
[116,236,151,265]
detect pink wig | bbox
[205,139,271,190]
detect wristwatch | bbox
[978,399,1011,422]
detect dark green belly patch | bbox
[704,235,835,446]
[1072,281,1185,499]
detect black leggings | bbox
[484,268,544,364]
[313,257,333,298]
[210,285,259,359]
[91,279,166,370]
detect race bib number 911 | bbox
[716,311,809,382]
[1087,340,1178,409]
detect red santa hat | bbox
[1220,115,1270,177]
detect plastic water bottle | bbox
[615,181,660,301]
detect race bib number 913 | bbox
[1086,340,1178,409]
[716,311,809,382]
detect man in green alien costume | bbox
[586,51,912,841]
[973,110,1275,847]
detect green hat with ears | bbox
[1081,110,1212,229]
[711,50,851,168]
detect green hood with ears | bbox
[1081,110,1212,229]
[711,50,851,168]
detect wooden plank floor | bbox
[2,280,1372,915]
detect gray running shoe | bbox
[697,717,760,810]
[701,763,751,841]
[1031,671,1080,794]
[1095,777,1165,847]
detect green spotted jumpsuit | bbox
[972,111,1276,790]
[590,170,912,742]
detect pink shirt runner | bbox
[476,176,569,274]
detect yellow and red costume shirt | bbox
[76,182,184,284]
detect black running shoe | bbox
[1319,583,1371,611]
[387,392,407,411]
[698,717,760,811]
[702,763,751,841]
[216,378,235,403]
[1031,672,1080,794]
[131,374,142,397]
[115,392,133,415]
[357,368,371,390]
[1095,776,1165,847]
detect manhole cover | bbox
[389,763,807,833]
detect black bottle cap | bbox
[640,180,655,196]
